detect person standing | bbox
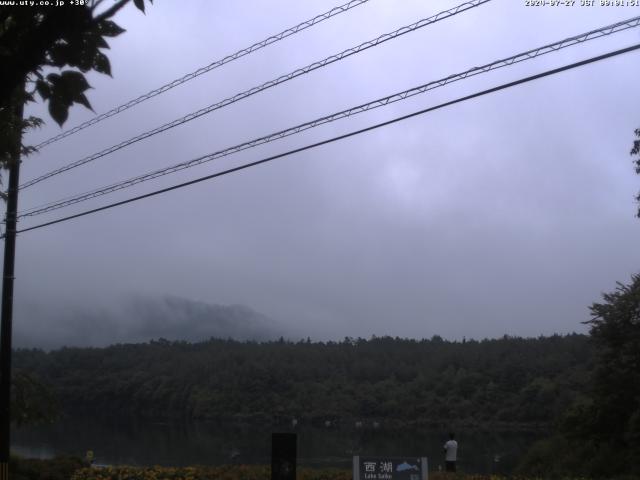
[443,432,458,472]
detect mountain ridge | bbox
[15,294,285,349]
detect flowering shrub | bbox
[70,465,592,480]
[10,455,84,480]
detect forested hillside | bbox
[13,334,593,428]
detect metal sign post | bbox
[271,432,297,480]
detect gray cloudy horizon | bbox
[8,0,640,347]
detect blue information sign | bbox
[353,457,428,480]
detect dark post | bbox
[0,87,24,480]
[271,433,297,480]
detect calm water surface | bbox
[12,417,543,474]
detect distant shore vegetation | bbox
[13,334,592,429]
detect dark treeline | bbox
[13,334,592,428]
[517,274,640,478]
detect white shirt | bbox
[444,440,458,461]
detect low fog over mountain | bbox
[14,295,287,349]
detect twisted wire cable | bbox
[20,0,491,190]
[18,14,640,219]
[34,0,373,150]
[13,42,640,236]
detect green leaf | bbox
[59,70,91,94]
[45,72,61,86]
[93,51,111,76]
[35,80,51,100]
[94,34,110,49]
[97,19,126,37]
[23,116,44,130]
[21,145,38,157]
[48,99,69,127]
[75,93,93,111]
[45,71,93,123]
[133,0,145,13]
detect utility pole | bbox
[0,87,24,480]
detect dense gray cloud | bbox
[8,0,640,347]
[15,294,287,349]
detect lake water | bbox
[12,417,543,475]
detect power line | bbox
[33,0,373,150]
[20,13,640,216]
[14,43,640,236]
[20,0,491,190]
[19,14,640,219]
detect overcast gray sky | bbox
[11,0,640,345]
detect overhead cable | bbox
[33,0,374,150]
[20,0,491,190]
[13,42,640,236]
[18,14,640,218]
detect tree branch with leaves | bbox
[0,0,152,172]
[631,128,640,217]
